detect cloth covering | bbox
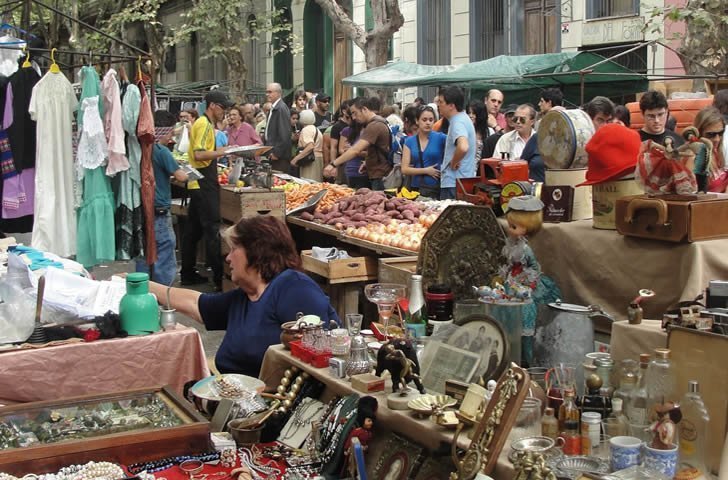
[101,68,129,176]
[29,71,78,257]
[116,83,144,260]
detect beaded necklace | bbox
[279,398,326,442]
[127,451,220,474]
[238,447,281,480]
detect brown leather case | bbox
[615,193,728,242]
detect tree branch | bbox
[314,0,367,49]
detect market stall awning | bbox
[342,52,648,105]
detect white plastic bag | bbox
[177,125,190,153]
[0,277,36,344]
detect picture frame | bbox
[370,433,423,480]
[451,314,510,386]
[412,457,454,480]
[418,341,481,394]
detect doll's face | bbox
[507,219,527,238]
[363,417,374,429]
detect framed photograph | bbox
[450,314,509,386]
[370,433,423,480]
[418,341,481,394]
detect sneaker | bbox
[180,272,208,285]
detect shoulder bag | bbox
[297,129,319,167]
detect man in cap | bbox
[313,93,332,129]
[263,83,292,173]
[180,90,232,290]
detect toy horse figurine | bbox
[375,338,426,394]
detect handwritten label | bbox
[582,16,644,46]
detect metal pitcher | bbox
[532,301,613,378]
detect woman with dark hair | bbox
[692,106,727,192]
[467,100,491,162]
[401,105,446,198]
[149,216,339,377]
[225,105,261,147]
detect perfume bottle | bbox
[677,380,710,478]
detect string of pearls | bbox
[0,462,124,480]
[238,447,281,480]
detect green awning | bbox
[342,52,648,106]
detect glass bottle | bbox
[613,359,639,405]
[562,420,582,456]
[677,380,710,478]
[406,274,426,338]
[626,353,651,439]
[541,407,559,440]
[645,348,676,418]
[558,388,580,433]
[594,356,615,397]
[603,397,629,437]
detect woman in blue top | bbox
[401,105,446,198]
[149,216,339,378]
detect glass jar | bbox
[345,335,371,377]
[581,411,602,455]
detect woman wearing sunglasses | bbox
[401,106,446,198]
[692,107,727,192]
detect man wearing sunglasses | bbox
[494,104,536,160]
[638,90,684,147]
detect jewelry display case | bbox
[0,387,210,475]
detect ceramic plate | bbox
[189,374,265,401]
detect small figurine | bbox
[499,195,561,365]
[648,402,682,449]
[636,139,698,195]
[343,396,378,478]
[375,338,426,394]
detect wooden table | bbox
[259,344,515,478]
[0,325,210,405]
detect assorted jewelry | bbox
[127,451,221,474]
[238,447,281,480]
[273,367,310,414]
[220,448,237,468]
[317,395,359,466]
[213,375,248,399]
[277,397,327,447]
[0,461,124,480]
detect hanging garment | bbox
[76,165,116,267]
[136,79,156,265]
[76,66,104,130]
[76,97,108,169]
[116,83,144,260]
[28,71,78,257]
[0,35,23,77]
[7,65,40,171]
[101,68,129,176]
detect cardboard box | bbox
[219,187,285,224]
[378,256,419,286]
[301,250,377,284]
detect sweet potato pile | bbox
[300,188,422,228]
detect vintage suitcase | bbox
[615,193,728,242]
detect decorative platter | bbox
[407,394,457,417]
[417,205,506,301]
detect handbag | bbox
[297,129,319,167]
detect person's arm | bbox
[450,136,469,170]
[401,143,440,179]
[149,282,202,323]
[291,141,315,166]
[173,168,188,183]
[322,132,331,167]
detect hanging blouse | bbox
[29,71,78,257]
[116,83,144,260]
[136,79,157,265]
[77,97,108,169]
[101,68,129,176]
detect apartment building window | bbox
[418,0,450,100]
[586,0,639,19]
[470,0,505,61]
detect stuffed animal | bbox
[374,338,426,394]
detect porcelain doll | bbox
[648,402,682,449]
[343,396,378,478]
[501,195,561,366]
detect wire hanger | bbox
[136,55,142,82]
[21,45,31,68]
[49,48,60,73]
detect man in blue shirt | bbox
[136,117,188,286]
[437,86,477,199]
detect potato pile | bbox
[298,188,438,251]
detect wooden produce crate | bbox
[219,187,285,224]
[378,256,418,286]
[301,250,377,284]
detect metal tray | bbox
[286,188,328,216]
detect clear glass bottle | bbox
[645,348,676,418]
[625,353,651,434]
[603,397,629,437]
[558,388,580,433]
[613,359,639,405]
[677,380,710,478]
[594,356,615,397]
[541,407,559,440]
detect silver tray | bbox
[550,455,609,480]
[286,188,328,216]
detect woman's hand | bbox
[424,166,440,179]
[323,164,337,178]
